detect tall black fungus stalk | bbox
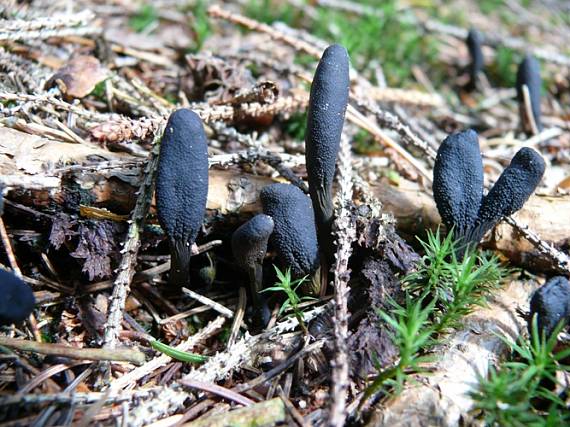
[156,109,209,289]
[305,44,350,261]
[466,28,484,91]
[433,129,484,245]
[516,54,543,135]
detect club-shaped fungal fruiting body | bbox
[528,276,570,338]
[433,129,484,244]
[516,54,543,135]
[466,28,484,91]
[156,109,209,289]
[305,44,350,261]
[260,183,320,279]
[433,131,546,246]
[474,147,545,241]
[0,269,35,326]
[232,214,274,328]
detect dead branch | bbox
[0,336,145,365]
[368,280,537,427]
[102,127,163,352]
[329,135,357,426]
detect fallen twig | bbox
[0,337,145,365]
[329,135,357,427]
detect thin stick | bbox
[179,379,254,407]
[521,84,539,136]
[227,287,247,347]
[346,105,432,182]
[328,135,357,427]
[208,5,322,58]
[504,216,570,274]
[181,288,234,318]
[0,337,145,365]
[0,217,21,275]
[102,126,163,350]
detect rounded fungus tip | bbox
[0,269,35,325]
[305,44,350,260]
[232,214,274,271]
[433,129,484,240]
[516,54,542,134]
[475,147,545,238]
[260,183,320,278]
[156,108,209,288]
[529,276,570,338]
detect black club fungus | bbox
[516,54,543,135]
[305,44,350,260]
[466,28,484,91]
[433,129,484,242]
[528,276,570,338]
[156,109,209,288]
[260,183,320,278]
[475,147,545,240]
[232,214,274,328]
[0,269,35,325]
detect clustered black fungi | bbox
[305,43,350,261]
[433,130,545,245]
[433,129,483,241]
[516,54,543,135]
[466,28,484,91]
[260,183,320,279]
[528,276,570,338]
[0,269,35,326]
[156,109,209,289]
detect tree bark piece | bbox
[369,280,537,427]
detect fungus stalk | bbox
[466,28,484,91]
[156,109,209,289]
[516,54,542,136]
[232,214,274,327]
[432,129,483,246]
[305,44,350,261]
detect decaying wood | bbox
[3,128,568,273]
[369,280,538,427]
[183,398,286,427]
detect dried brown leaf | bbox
[46,55,108,99]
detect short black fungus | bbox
[433,129,484,242]
[516,54,542,135]
[156,109,209,288]
[466,28,484,91]
[260,183,320,278]
[475,147,545,240]
[528,276,570,338]
[0,269,35,326]
[305,44,350,261]
[232,214,274,327]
